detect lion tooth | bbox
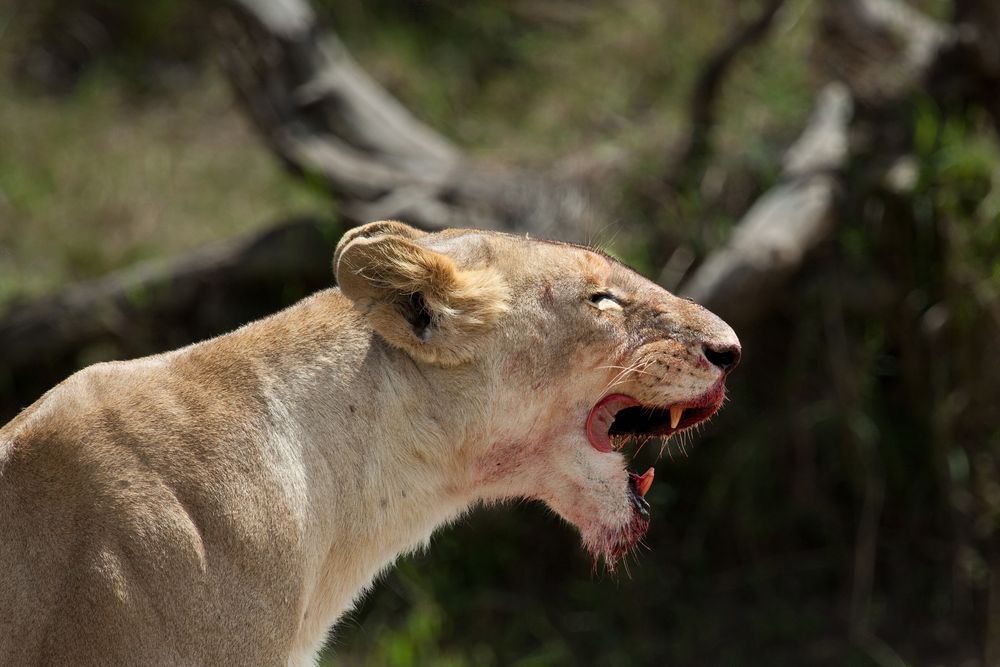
[636,467,654,497]
[670,406,683,429]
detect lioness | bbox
[0,221,739,665]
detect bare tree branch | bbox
[665,0,787,189]
[682,0,964,324]
[218,0,596,241]
[680,83,853,324]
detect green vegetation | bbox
[0,70,327,305]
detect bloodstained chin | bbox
[584,515,650,573]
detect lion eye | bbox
[589,292,623,312]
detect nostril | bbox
[703,343,741,372]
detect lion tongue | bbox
[633,467,654,497]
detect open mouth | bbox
[585,382,726,504]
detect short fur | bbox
[0,223,739,665]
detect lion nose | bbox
[702,342,741,373]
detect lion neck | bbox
[257,298,482,653]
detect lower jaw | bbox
[583,512,650,571]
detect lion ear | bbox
[334,224,508,366]
[332,220,427,273]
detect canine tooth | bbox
[636,467,654,497]
[670,406,683,429]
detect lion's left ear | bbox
[334,225,508,366]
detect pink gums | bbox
[585,394,639,452]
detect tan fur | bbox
[0,223,739,665]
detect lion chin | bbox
[584,515,651,572]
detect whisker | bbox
[599,359,657,394]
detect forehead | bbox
[418,228,651,288]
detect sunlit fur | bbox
[0,221,738,666]
[336,231,509,365]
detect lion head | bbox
[335,221,740,569]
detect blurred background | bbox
[1,0,999,665]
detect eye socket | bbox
[589,291,615,304]
[588,291,623,312]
